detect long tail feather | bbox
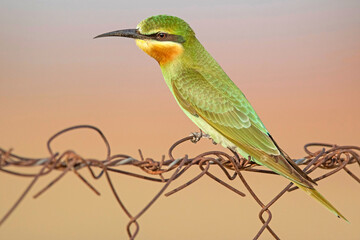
[294,183,349,222]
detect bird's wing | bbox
[172,68,315,187]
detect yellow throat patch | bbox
[135,39,184,65]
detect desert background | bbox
[0,1,359,239]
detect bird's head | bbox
[95,15,195,65]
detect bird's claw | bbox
[190,131,203,143]
[190,130,212,143]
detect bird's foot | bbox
[190,131,203,143]
[190,129,211,143]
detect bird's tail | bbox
[294,182,349,222]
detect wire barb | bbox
[0,125,358,239]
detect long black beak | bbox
[94,29,148,40]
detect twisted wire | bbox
[0,125,358,239]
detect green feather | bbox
[109,14,347,221]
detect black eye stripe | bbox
[142,31,185,43]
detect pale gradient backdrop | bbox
[0,1,359,239]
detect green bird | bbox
[95,15,347,221]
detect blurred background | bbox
[0,0,359,239]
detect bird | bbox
[95,15,347,221]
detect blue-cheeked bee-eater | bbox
[95,15,347,221]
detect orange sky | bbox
[0,1,359,239]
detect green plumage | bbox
[137,15,194,37]
[160,30,315,188]
[136,15,347,220]
[98,14,347,221]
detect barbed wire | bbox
[0,125,359,239]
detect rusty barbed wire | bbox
[0,125,359,239]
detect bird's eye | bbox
[157,32,167,40]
